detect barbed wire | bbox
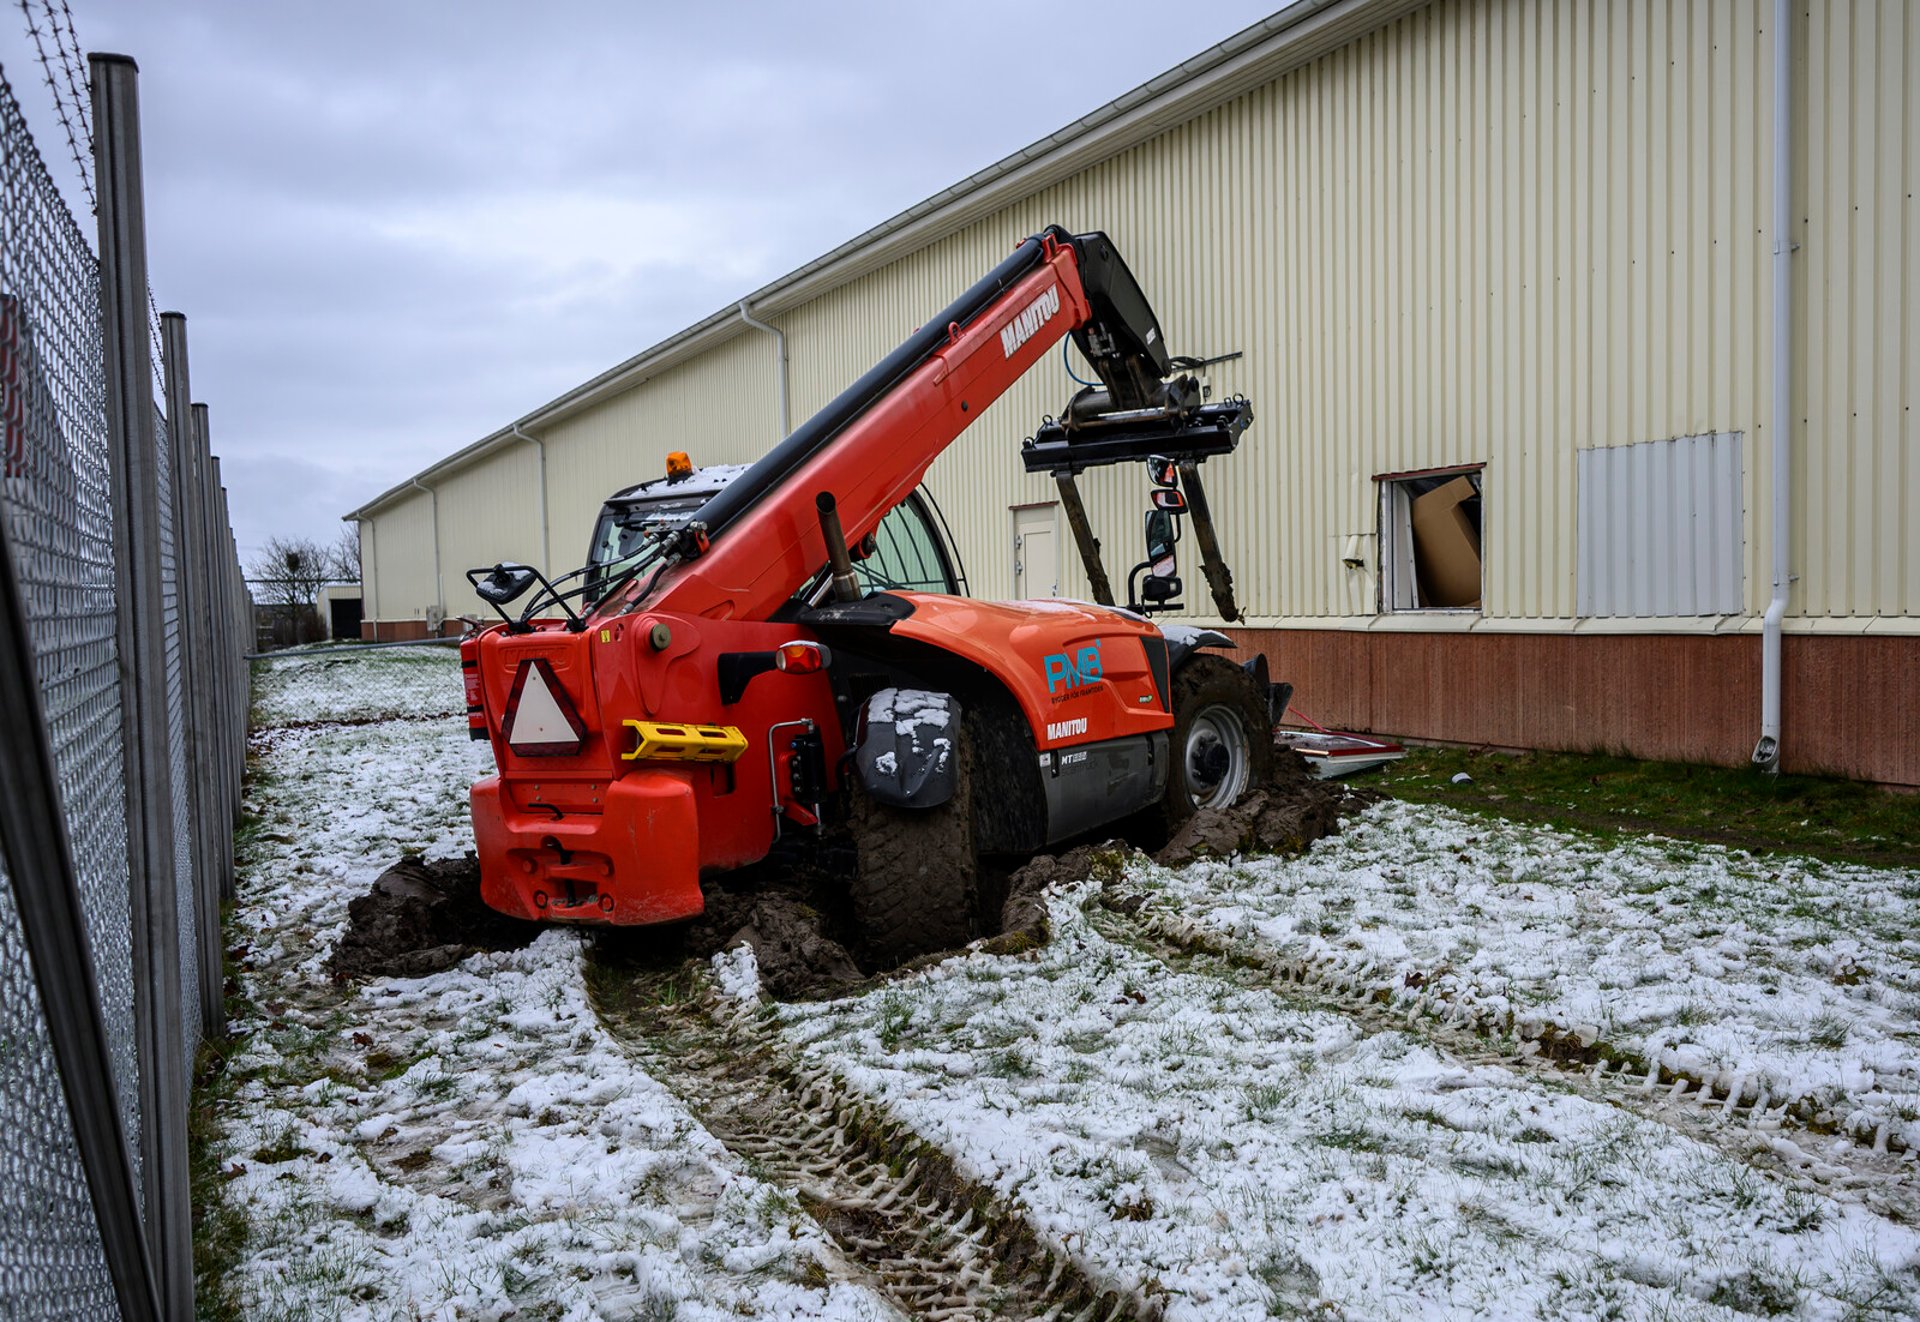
[15,0,91,210]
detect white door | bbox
[1012,504,1057,599]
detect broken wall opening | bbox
[1378,466,1484,611]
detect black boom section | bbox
[690,229,1068,544]
[1068,231,1173,410]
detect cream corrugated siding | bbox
[770,0,1784,624]
[368,490,437,620]
[1803,0,1919,617]
[360,0,1916,633]
[540,328,778,565]
[431,446,542,606]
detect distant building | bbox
[346,0,1919,786]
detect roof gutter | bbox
[344,0,1412,521]
[736,300,790,438]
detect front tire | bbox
[848,709,978,963]
[1159,655,1273,826]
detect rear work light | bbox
[774,641,830,674]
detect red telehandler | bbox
[462,226,1277,958]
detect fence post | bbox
[192,405,236,907]
[212,452,248,827]
[91,51,195,1320]
[162,316,223,1038]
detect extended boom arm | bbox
[603,227,1245,623]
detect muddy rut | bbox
[588,954,1138,1322]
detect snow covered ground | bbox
[778,876,1920,1319]
[217,661,897,1320]
[1131,800,1920,1154]
[215,651,1920,1319]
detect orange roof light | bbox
[665,451,693,480]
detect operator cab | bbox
[583,458,966,607]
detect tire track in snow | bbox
[588,955,1140,1322]
[1085,884,1920,1227]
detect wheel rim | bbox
[1183,703,1251,809]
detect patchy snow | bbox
[1138,800,1920,1153]
[219,696,896,1318]
[866,686,950,740]
[225,653,1920,1319]
[711,944,762,1004]
[778,882,1920,1319]
[251,643,465,727]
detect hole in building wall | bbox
[1379,468,1483,611]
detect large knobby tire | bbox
[848,714,979,964]
[1159,654,1274,827]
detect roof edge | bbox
[345,0,1413,521]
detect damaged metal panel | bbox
[1577,433,1744,618]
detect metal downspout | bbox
[1754,0,1792,773]
[362,518,378,640]
[410,477,442,631]
[511,422,550,571]
[737,300,791,438]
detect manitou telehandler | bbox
[462,226,1275,958]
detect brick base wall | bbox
[360,618,463,642]
[1230,629,1920,788]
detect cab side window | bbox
[856,496,957,594]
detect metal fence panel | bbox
[0,49,252,1319]
[155,400,200,1069]
[0,859,120,1317]
[0,64,145,1194]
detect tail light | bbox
[774,641,830,674]
[460,639,487,741]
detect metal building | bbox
[346,0,1920,786]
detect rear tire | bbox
[1159,655,1273,827]
[848,710,978,964]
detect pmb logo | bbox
[1043,642,1103,694]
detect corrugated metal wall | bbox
[363,492,436,624]
[1577,432,1745,617]
[1802,0,1919,619]
[359,0,1917,636]
[539,329,781,562]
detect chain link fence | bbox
[0,52,250,1322]
[250,638,463,728]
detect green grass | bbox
[1377,746,1919,868]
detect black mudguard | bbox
[852,688,959,809]
[1161,625,1233,672]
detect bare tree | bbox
[330,523,363,582]
[247,535,334,647]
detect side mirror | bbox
[475,562,539,606]
[1144,509,1179,579]
[1145,455,1179,488]
[1150,488,1187,512]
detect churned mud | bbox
[326,855,539,979]
[332,745,1358,995]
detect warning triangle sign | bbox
[505,659,586,755]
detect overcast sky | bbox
[2,1,1282,567]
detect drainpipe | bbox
[410,477,442,629]
[361,518,378,637]
[511,422,550,571]
[1753,0,1792,774]
[737,300,791,438]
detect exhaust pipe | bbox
[816,492,860,602]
